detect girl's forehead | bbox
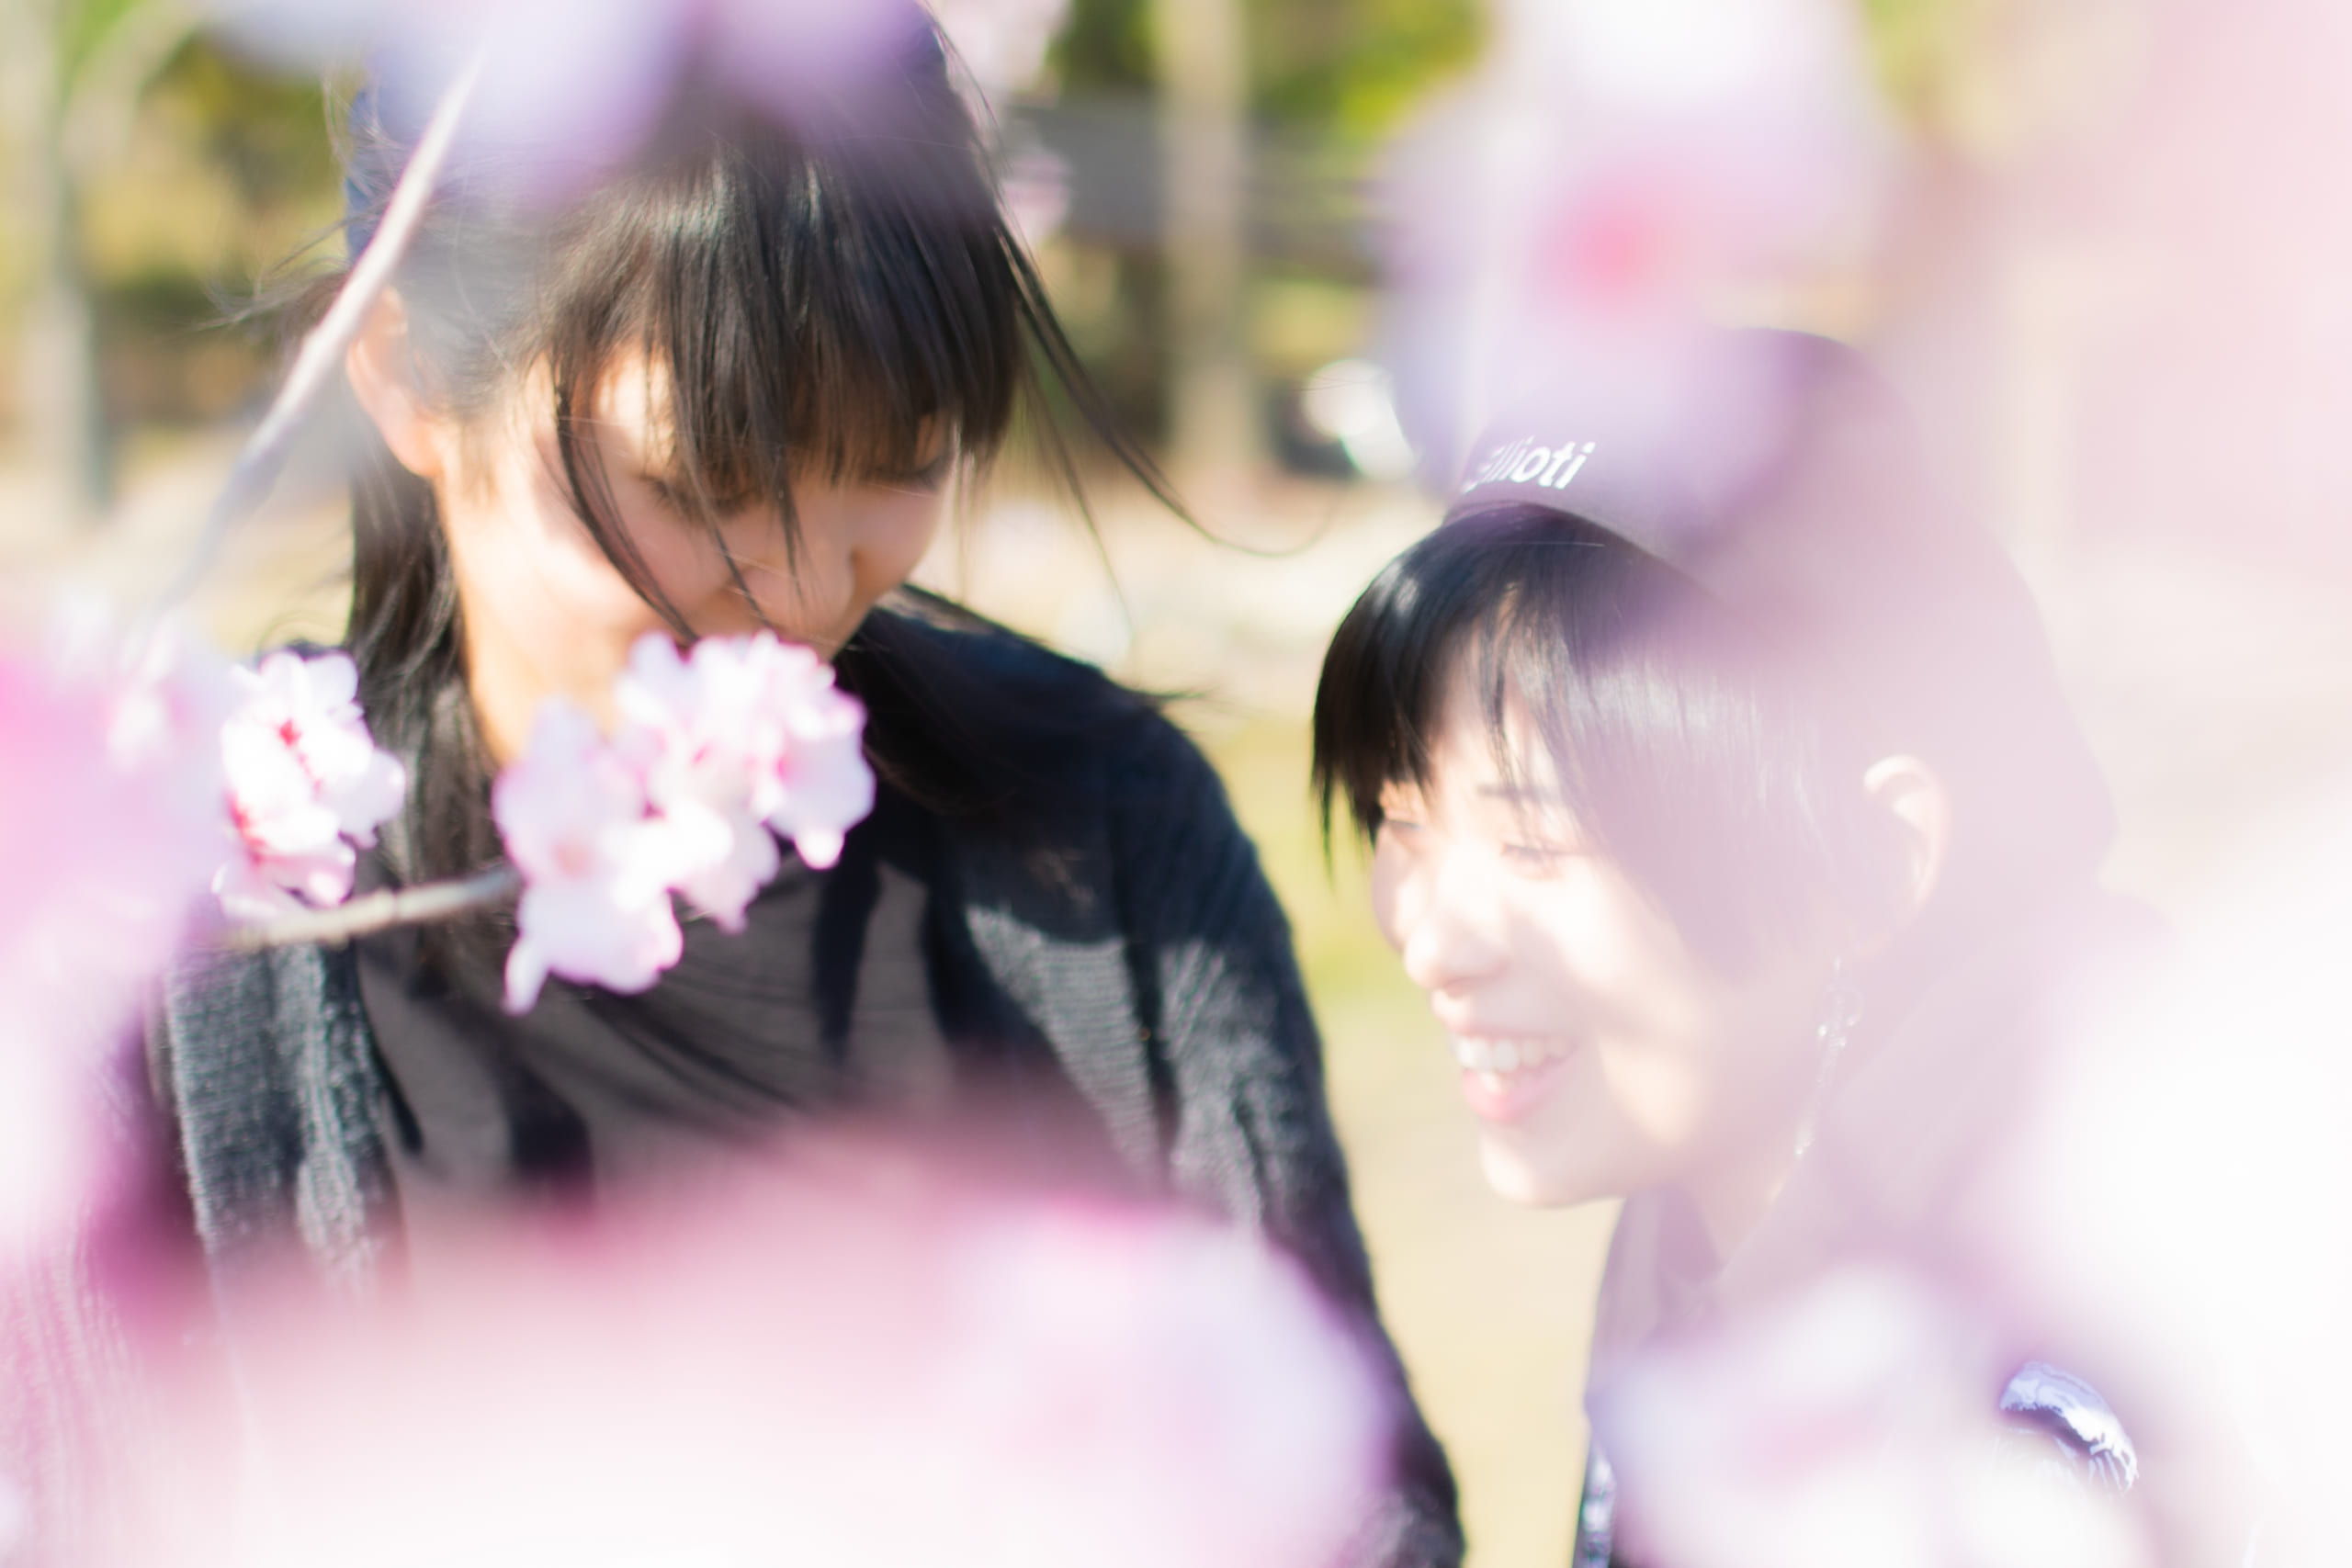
[1436,680,1564,781]
[1391,702,1573,817]
[552,346,950,477]
[581,349,676,440]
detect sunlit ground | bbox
[6,428,2352,1566]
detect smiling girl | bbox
[1314,330,2167,1561]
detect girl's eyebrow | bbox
[642,468,758,511]
[1476,784,1566,804]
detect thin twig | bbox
[219,864,522,952]
[142,48,486,622]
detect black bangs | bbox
[1311,505,1902,970]
[528,85,1034,629]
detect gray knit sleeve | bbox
[1102,717,1464,1568]
[152,942,394,1298]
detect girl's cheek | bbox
[1590,1018,1720,1153]
[854,488,950,597]
[1368,846,1415,953]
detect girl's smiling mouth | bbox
[1449,1034,1576,1123]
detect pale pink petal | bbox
[295,648,361,708]
[326,747,408,845]
[221,721,341,853]
[493,701,646,885]
[675,809,782,931]
[211,853,308,925]
[506,878,683,1013]
[615,633,695,737]
[768,727,875,871]
[615,804,727,910]
[503,936,553,1016]
[279,841,360,908]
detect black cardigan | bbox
[148,610,1464,1568]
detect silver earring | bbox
[1792,957,1864,1160]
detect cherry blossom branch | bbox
[143,48,486,622]
[219,864,521,953]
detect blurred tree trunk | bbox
[1151,0,1260,499]
[8,0,195,524]
[8,0,111,520]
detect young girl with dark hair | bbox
[136,17,1458,1565]
[1314,330,2185,1562]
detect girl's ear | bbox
[1861,754,1951,921]
[345,291,452,481]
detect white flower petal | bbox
[676,816,780,931]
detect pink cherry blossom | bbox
[614,630,875,929]
[493,700,707,1013]
[753,649,874,874]
[0,613,235,1243]
[214,650,407,923]
[494,636,871,1010]
[613,634,782,931]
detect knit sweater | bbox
[147,615,1464,1568]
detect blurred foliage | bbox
[1044,0,1479,457]
[73,32,339,425]
[141,36,337,214]
[1250,0,1482,144]
[1855,0,2150,161]
[1050,0,1155,97]
[1052,0,1483,143]
[59,0,152,85]
[1859,0,1979,131]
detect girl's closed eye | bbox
[1500,840,1574,875]
[641,473,758,518]
[879,448,956,494]
[1375,807,1431,852]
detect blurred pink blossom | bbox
[204,0,938,208]
[17,609,238,991]
[139,1144,1386,1568]
[82,619,242,794]
[0,612,235,1242]
[2005,809,2352,1562]
[615,630,875,925]
[928,1201,1391,1567]
[493,700,702,1013]
[1597,1269,2146,1568]
[930,0,1068,107]
[214,650,407,923]
[1377,0,1886,469]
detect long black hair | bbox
[310,24,1170,890]
[1311,505,1909,973]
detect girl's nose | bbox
[1397,852,1508,996]
[728,503,854,640]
